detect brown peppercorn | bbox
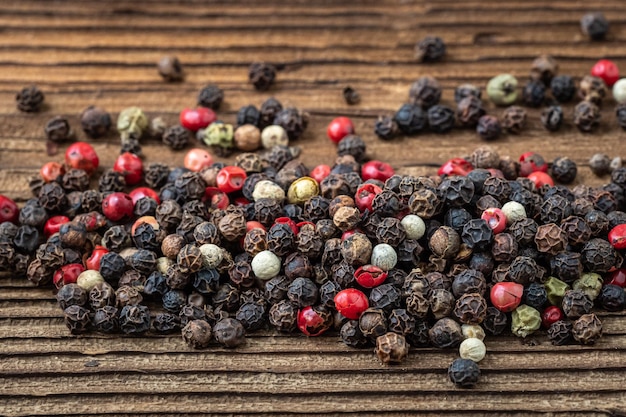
[375,332,409,364]
[578,75,607,105]
[158,56,184,82]
[430,288,455,319]
[62,169,90,192]
[491,233,518,263]
[341,233,372,266]
[534,223,567,255]
[89,282,116,310]
[408,188,443,219]
[162,125,190,150]
[470,146,500,169]
[359,308,388,340]
[44,116,73,142]
[573,101,600,132]
[64,305,91,334]
[429,317,463,348]
[27,258,52,286]
[80,106,111,139]
[249,62,277,91]
[235,153,263,174]
[572,313,602,345]
[182,319,212,349]
[562,289,593,319]
[161,234,185,259]
[233,124,262,152]
[213,318,246,347]
[16,85,45,112]
[177,244,203,274]
[343,86,360,105]
[429,226,460,259]
[476,115,502,141]
[268,299,298,332]
[406,290,430,319]
[454,293,487,325]
[530,54,558,85]
[116,285,143,308]
[218,212,247,242]
[165,263,190,290]
[456,96,486,128]
[500,105,527,134]
[409,76,442,109]
[333,206,361,232]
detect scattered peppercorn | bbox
[158,56,184,82]
[16,85,44,112]
[581,12,609,40]
[249,62,276,91]
[541,105,564,132]
[342,86,360,105]
[415,36,446,62]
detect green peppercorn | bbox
[287,176,319,204]
[545,276,570,306]
[572,272,603,301]
[117,106,149,141]
[202,122,234,149]
[511,304,541,338]
[487,74,518,106]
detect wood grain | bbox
[1,1,626,416]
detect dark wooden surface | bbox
[1,1,626,416]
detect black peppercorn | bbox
[44,116,72,142]
[258,97,284,129]
[342,85,360,105]
[427,105,455,133]
[476,115,501,141]
[92,306,119,333]
[80,106,111,139]
[162,124,190,150]
[562,289,593,319]
[598,284,626,311]
[581,238,616,273]
[522,80,546,107]
[369,284,402,312]
[409,76,441,109]
[16,85,44,112]
[550,75,576,103]
[64,305,91,334]
[57,283,88,310]
[119,304,151,335]
[461,219,493,251]
[182,319,212,349]
[249,62,276,91]
[374,115,398,140]
[547,320,573,346]
[415,36,446,62]
[573,101,600,133]
[455,84,482,103]
[273,107,308,141]
[581,12,609,40]
[340,320,370,348]
[572,313,602,344]
[579,75,607,105]
[359,308,387,340]
[337,135,366,161]
[153,312,181,334]
[158,56,184,81]
[197,84,224,110]
[541,105,564,131]
[286,277,318,308]
[501,106,527,134]
[102,225,130,252]
[456,96,486,128]
[429,317,463,348]
[235,301,266,331]
[394,103,428,135]
[99,169,126,193]
[448,358,480,388]
[483,306,508,335]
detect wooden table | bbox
[1,1,625,415]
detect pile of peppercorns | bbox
[4,10,626,390]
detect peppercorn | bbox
[534,223,567,255]
[212,318,246,347]
[427,105,455,133]
[529,54,558,84]
[511,304,541,338]
[538,105,563,132]
[339,320,369,348]
[598,284,625,311]
[571,272,603,301]
[152,312,180,334]
[375,332,409,364]
[487,74,518,106]
[43,116,72,143]
[476,115,502,141]
[235,301,266,331]
[522,80,546,107]
[581,12,609,40]
[456,96,485,128]
[499,105,526,134]
[579,75,607,105]
[161,125,190,150]
[393,103,427,135]
[573,101,601,132]
[548,75,575,103]
[56,283,88,310]
[273,107,308,141]
[248,62,276,90]
[78,105,111,139]
[197,84,224,110]
[358,308,387,340]
[90,306,118,333]
[448,358,480,388]
[16,85,45,112]
[561,289,593,319]
[572,313,602,344]
[180,319,211,349]
[157,56,184,81]
[454,293,487,325]
[409,76,441,109]
[62,305,90,334]
[459,337,486,363]
[371,115,397,140]
[581,238,617,273]
[429,317,463,348]
[414,35,446,62]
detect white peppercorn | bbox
[76,270,105,291]
[370,243,398,271]
[252,180,286,201]
[199,243,223,269]
[261,125,289,149]
[156,257,173,274]
[459,337,487,362]
[461,324,486,341]
[613,78,626,103]
[501,201,527,224]
[401,214,426,240]
[251,250,281,280]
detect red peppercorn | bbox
[354,264,388,288]
[275,217,299,235]
[490,281,524,313]
[43,215,70,238]
[437,158,474,176]
[326,116,355,144]
[527,171,554,188]
[542,305,564,328]
[53,263,85,289]
[179,107,217,132]
[297,306,331,336]
[184,148,214,172]
[102,192,134,222]
[234,197,250,207]
[203,187,229,210]
[481,207,507,234]
[355,183,382,212]
[608,224,626,249]
[487,168,505,178]
[113,152,143,185]
[361,160,395,182]
[591,59,619,87]
[0,194,19,224]
[334,288,369,320]
[129,187,160,205]
[605,269,626,288]
[216,166,247,194]
[246,221,266,233]
[40,162,66,183]
[519,152,548,177]
[65,142,99,176]
[310,164,331,183]
[85,245,109,271]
